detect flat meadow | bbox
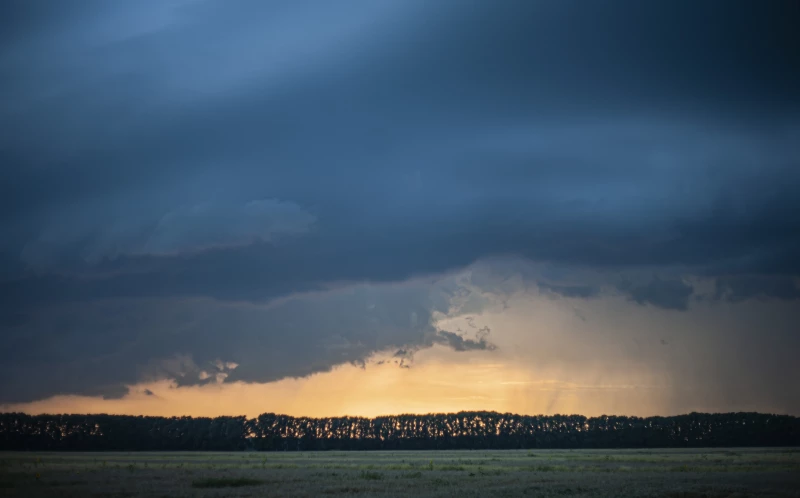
[1,447,799,497]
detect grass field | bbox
[1,447,799,497]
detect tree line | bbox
[1,411,797,451]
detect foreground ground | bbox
[1,447,799,497]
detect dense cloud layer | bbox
[0,277,499,403]
[1,0,798,406]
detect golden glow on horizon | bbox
[5,292,796,418]
[3,345,674,418]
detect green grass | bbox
[1,448,798,497]
[191,477,265,488]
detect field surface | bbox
[1,448,799,497]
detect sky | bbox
[1,0,799,418]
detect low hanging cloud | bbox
[537,282,601,300]
[714,276,800,303]
[0,274,497,404]
[617,278,695,311]
[433,330,496,352]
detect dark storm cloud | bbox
[1,0,799,402]
[101,385,131,401]
[433,330,496,353]
[617,278,695,311]
[537,282,600,300]
[0,280,474,403]
[714,276,800,303]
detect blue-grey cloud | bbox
[433,329,495,353]
[20,198,315,268]
[617,278,695,311]
[537,282,601,300]
[715,276,800,303]
[0,278,479,403]
[1,0,799,404]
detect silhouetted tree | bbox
[0,411,797,451]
